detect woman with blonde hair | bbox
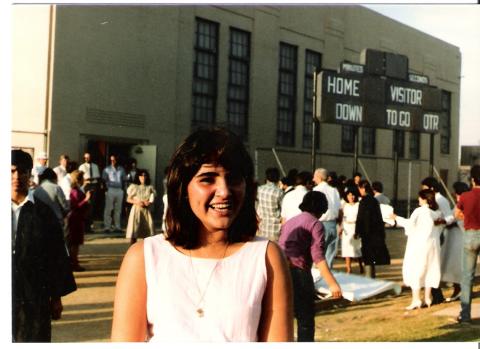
[67,170,91,272]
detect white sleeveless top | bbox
[143,234,269,342]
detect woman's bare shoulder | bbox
[123,241,145,266]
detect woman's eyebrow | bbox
[194,171,219,178]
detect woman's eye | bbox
[200,177,215,184]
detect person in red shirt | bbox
[454,165,480,324]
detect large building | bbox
[12,5,461,212]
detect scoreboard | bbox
[316,49,444,134]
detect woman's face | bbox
[187,163,246,235]
[139,173,146,185]
[346,192,355,203]
[418,196,427,206]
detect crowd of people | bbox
[12,127,480,342]
[26,151,158,270]
[256,167,392,277]
[256,161,480,328]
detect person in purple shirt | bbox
[279,191,342,342]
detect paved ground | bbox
[51,227,479,342]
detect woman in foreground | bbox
[111,128,293,342]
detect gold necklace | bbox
[188,243,229,318]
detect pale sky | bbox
[365,4,480,149]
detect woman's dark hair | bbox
[343,186,359,202]
[299,191,328,217]
[165,127,257,249]
[134,169,151,185]
[39,167,57,183]
[358,179,374,196]
[452,181,470,196]
[419,189,438,211]
[421,176,440,192]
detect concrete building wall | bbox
[12,5,52,160]
[14,5,461,204]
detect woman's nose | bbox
[215,177,230,197]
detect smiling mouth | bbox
[209,202,233,211]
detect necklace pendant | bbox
[196,308,204,317]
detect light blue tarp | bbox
[312,269,402,302]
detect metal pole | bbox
[429,133,434,176]
[357,158,371,183]
[311,68,317,173]
[433,165,456,206]
[254,149,258,181]
[407,161,412,215]
[271,148,287,178]
[44,4,55,154]
[353,126,359,175]
[393,139,399,207]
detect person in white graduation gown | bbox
[391,189,443,310]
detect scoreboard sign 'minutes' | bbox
[315,49,444,134]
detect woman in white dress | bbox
[125,169,156,245]
[339,187,363,274]
[391,189,443,310]
[111,128,293,342]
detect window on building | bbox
[361,127,376,155]
[440,90,451,154]
[341,125,355,153]
[192,18,219,129]
[393,130,405,158]
[409,132,420,160]
[227,28,250,141]
[277,42,297,147]
[303,50,322,149]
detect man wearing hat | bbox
[31,151,48,186]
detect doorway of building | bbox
[83,138,157,227]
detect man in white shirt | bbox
[313,168,341,268]
[78,152,101,185]
[79,152,101,232]
[280,171,312,223]
[53,154,69,183]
